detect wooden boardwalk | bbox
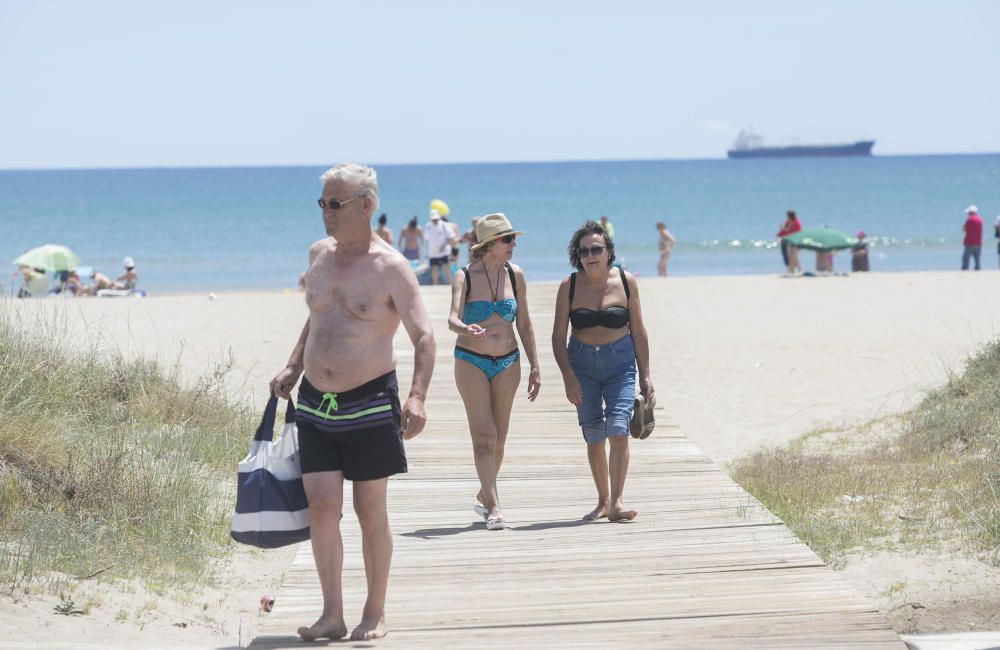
[251,285,903,649]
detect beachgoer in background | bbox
[777,210,802,274]
[656,222,676,277]
[375,213,393,245]
[112,257,138,290]
[961,205,983,271]
[63,270,84,295]
[852,231,870,272]
[425,209,453,285]
[815,250,834,274]
[90,270,112,293]
[994,215,1000,269]
[448,213,540,531]
[271,162,435,642]
[599,215,616,239]
[398,217,423,262]
[552,220,653,523]
[442,216,461,263]
[462,217,480,261]
[17,266,47,298]
[52,270,71,294]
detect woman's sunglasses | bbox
[578,245,606,258]
[317,196,361,211]
[499,234,516,244]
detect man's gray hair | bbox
[319,163,379,213]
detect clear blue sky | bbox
[2,0,997,169]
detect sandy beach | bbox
[3,270,999,646]
[12,270,999,463]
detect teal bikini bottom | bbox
[454,346,520,380]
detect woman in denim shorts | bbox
[551,221,654,522]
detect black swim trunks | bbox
[429,255,449,267]
[296,372,407,481]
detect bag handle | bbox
[255,394,298,442]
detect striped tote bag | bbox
[230,395,310,548]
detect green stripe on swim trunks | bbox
[297,403,393,421]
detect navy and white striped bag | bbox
[230,395,310,548]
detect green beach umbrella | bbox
[12,244,81,272]
[783,228,858,252]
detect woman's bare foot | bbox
[583,501,610,521]
[351,615,387,640]
[608,507,638,522]
[297,615,347,641]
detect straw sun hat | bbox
[471,213,524,252]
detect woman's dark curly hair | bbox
[568,220,616,270]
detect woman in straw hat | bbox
[551,220,654,522]
[447,213,541,530]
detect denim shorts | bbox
[567,333,637,444]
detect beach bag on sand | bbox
[230,395,310,548]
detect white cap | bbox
[429,209,440,220]
[123,256,135,269]
[965,205,978,214]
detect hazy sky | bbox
[2,0,997,169]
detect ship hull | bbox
[727,140,874,159]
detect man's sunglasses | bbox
[578,245,606,258]
[499,234,516,244]
[317,196,361,211]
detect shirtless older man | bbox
[270,163,435,642]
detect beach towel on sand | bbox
[230,395,310,548]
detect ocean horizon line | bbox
[3,150,1000,174]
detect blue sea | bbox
[2,155,999,292]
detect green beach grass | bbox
[731,339,1000,568]
[0,303,255,597]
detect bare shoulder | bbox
[556,275,571,298]
[508,262,528,282]
[309,237,334,255]
[374,244,415,284]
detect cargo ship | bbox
[727,129,875,159]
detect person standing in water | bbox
[656,221,676,277]
[375,213,393,245]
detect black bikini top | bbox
[568,268,630,330]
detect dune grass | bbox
[0,303,256,597]
[731,339,1000,568]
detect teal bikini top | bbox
[461,263,518,324]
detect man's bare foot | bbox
[583,502,609,521]
[297,616,347,641]
[351,615,387,640]
[608,508,638,522]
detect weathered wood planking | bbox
[251,283,902,648]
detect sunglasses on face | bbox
[578,245,606,258]
[317,196,360,211]
[499,234,516,244]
